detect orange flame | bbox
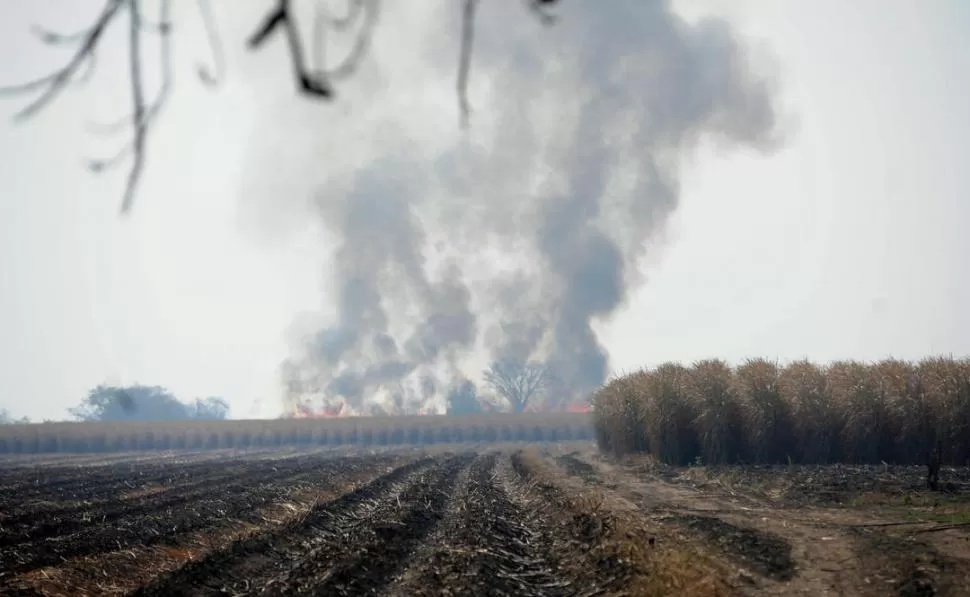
[292,401,347,419]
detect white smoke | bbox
[238,0,785,415]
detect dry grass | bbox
[593,357,970,466]
[0,412,593,454]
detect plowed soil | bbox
[1,445,968,596]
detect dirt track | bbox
[1,445,969,596]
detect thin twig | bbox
[82,0,172,215]
[247,0,333,98]
[0,0,171,214]
[120,0,147,215]
[313,2,328,73]
[316,0,378,83]
[527,0,560,26]
[0,0,563,213]
[318,0,365,32]
[281,2,326,96]
[457,0,479,130]
[0,0,124,120]
[842,520,939,528]
[88,0,172,137]
[30,23,96,45]
[195,0,225,87]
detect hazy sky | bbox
[1,1,968,421]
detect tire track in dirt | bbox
[643,465,970,596]
[554,452,600,483]
[564,453,839,594]
[0,455,401,575]
[131,454,467,597]
[387,452,584,597]
[565,451,967,596]
[666,513,795,581]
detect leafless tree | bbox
[0,0,561,214]
[483,358,550,413]
[446,379,482,415]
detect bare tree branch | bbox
[457,0,479,130]
[0,0,175,214]
[0,0,123,120]
[458,0,560,128]
[248,0,334,98]
[195,0,225,87]
[527,0,561,26]
[88,0,172,216]
[120,0,147,214]
[320,0,378,82]
[88,0,172,141]
[319,0,366,31]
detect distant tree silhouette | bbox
[446,380,483,415]
[69,384,230,421]
[191,396,232,420]
[0,408,31,425]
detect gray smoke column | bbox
[263,0,784,414]
[280,156,477,414]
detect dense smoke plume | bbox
[246,1,784,415]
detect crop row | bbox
[0,412,592,454]
[593,357,970,466]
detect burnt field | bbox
[1,446,969,596]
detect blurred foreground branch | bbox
[0,0,561,215]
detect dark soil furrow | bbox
[0,449,357,522]
[507,451,647,593]
[261,453,471,596]
[130,455,446,597]
[389,453,579,597]
[0,449,282,470]
[3,446,963,597]
[0,458,271,503]
[0,456,392,575]
[0,448,325,502]
[0,454,397,546]
[1,466,304,545]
